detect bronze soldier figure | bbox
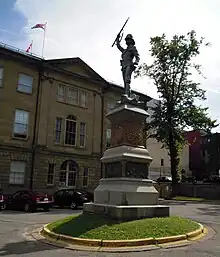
[116,34,140,97]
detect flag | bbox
[26,42,33,53]
[31,23,46,30]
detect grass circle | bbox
[47,214,200,240]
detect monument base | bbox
[83,203,169,221]
[83,177,170,221]
[94,177,159,206]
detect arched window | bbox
[59,160,78,187]
[65,115,77,146]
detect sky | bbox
[1,0,220,131]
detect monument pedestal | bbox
[83,95,169,220]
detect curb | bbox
[41,222,205,248]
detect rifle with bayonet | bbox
[111,17,130,47]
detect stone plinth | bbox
[101,145,152,178]
[84,203,169,221]
[94,177,158,205]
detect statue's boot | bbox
[125,83,131,97]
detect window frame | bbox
[47,163,55,185]
[13,109,29,139]
[106,128,111,148]
[55,117,63,144]
[82,167,89,187]
[59,161,77,187]
[9,161,26,185]
[67,87,79,105]
[79,122,87,148]
[56,84,66,102]
[17,73,33,94]
[79,90,88,108]
[64,115,77,146]
[0,67,3,88]
[107,102,115,112]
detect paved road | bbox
[0,202,220,256]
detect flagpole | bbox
[41,22,47,58]
[31,40,33,54]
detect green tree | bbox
[135,31,217,194]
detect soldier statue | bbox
[116,34,140,97]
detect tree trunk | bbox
[169,133,179,197]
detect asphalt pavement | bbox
[0,202,220,257]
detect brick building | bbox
[0,43,151,193]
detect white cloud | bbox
[13,0,220,130]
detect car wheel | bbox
[43,207,50,212]
[70,202,77,209]
[2,203,6,210]
[24,203,32,212]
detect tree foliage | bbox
[135,30,217,189]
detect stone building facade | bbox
[0,44,151,193]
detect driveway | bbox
[0,202,219,256]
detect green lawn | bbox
[47,214,200,240]
[173,196,205,201]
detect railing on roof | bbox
[0,41,43,60]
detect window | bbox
[107,103,115,112]
[0,67,3,87]
[65,115,77,145]
[13,109,29,138]
[67,87,78,105]
[9,161,26,185]
[106,128,111,147]
[17,73,33,94]
[83,168,89,187]
[80,91,88,107]
[55,117,62,143]
[47,163,55,185]
[59,160,78,187]
[79,122,86,147]
[57,85,65,102]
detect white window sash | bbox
[67,87,78,105]
[47,164,55,185]
[9,161,25,185]
[80,91,87,107]
[18,74,33,93]
[55,118,62,143]
[57,85,65,102]
[64,119,77,146]
[13,110,29,137]
[79,122,86,147]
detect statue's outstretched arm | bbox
[116,36,125,52]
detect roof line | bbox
[0,42,152,100]
[0,41,43,60]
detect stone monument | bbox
[83,32,169,221]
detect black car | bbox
[157,176,172,183]
[4,190,54,212]
[53,189,93,209]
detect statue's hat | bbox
[125,34,135,44]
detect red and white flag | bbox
[26,42,33,53]
[31,23,46,31]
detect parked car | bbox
[181,176,197,184]
[0,189,4,211]
[53,189,93,209]
[203,175,220,183]
[156,176,172,183]
[3,190,53,212]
